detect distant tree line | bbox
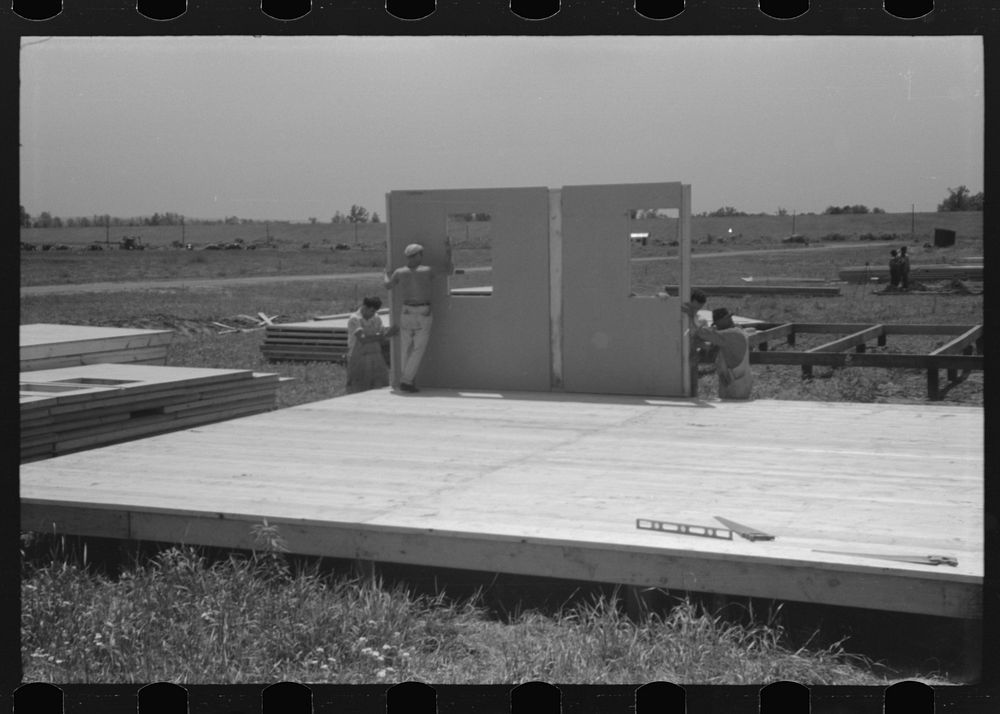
[937,185,983,212]
[21,186,983,230]
[331,205,381,224]
[822,205,886,215]
[19,207,272,229]
[20,205,386,229]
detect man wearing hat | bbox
[384,242,449,392]
[680,289,710,397]
[690,306,753,399]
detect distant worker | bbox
[384,242,452,393]
[888,249,901,289]
[693,307,753,400]
[345,296,398,394]
[898,245,911,290]
[680,289,709,397]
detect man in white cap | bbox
[384,242,448,392]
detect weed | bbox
[21,518,957,685]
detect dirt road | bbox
[21,243,880,296]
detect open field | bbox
[20,220,389,251]
[20,228,983,407]
[19,211,982,286]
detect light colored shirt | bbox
[694,325,747,368]
[695,324,753,399]
[386,264,435,303]
[347,311,385,353]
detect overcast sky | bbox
[20,35,983,222]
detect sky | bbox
[19,35,983,222]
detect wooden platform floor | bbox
[19,390,983,619]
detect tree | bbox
[371,212,381,223]
[35,211,52,228]
[20,205,31,227]
[309,217,318,225]
[348,204,369,223]
[938,185,983,212]
[332,211,346,224]
[708,206,746,217]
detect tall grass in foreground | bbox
[21,528,896,685]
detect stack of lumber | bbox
[21,323,175,372]
[261,309,390,363]
[838,264,983,284]
[21,363,280,462]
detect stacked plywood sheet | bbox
[21,363,280,463]
[21,324,175,372]
[261,309,391,363]
[838,264,983,284]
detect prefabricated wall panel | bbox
[560,183,687,396]
[21,324,174,372]
[387,188,552,391]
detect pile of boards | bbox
[838,264,983,284]
[21,323,174,372]
[21,363,280,462]
[261,309,391,363]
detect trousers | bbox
[399,304,432,384]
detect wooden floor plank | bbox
[19,390,982,618]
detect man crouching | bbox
[692,307,753,400]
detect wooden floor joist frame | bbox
[745,323,984,400]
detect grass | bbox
[21,526,903,685]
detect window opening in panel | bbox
[446,212,493,297]
[628,207,679,297]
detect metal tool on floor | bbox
[713,516,776,541]
[636,519,732,540]
[812,550,958,567]
[636,516,776,542]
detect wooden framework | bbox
[745,323,984,400]
[385,182,694,396]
